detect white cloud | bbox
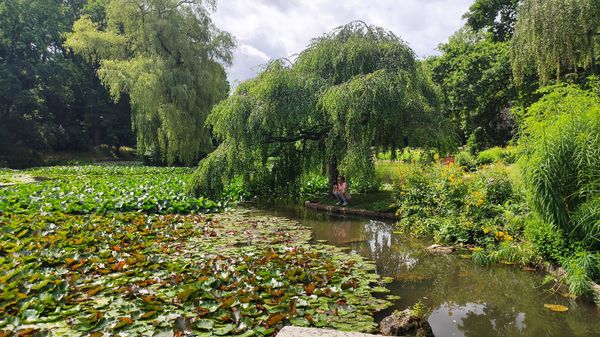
[212,0,473,84]
[239,44,270,62]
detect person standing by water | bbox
[333,176,349,206]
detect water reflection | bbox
[252,204,600,337]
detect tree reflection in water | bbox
[254,205,600,337]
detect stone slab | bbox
[276,326,383,337]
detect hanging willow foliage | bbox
[512,0,600,85]
[65,0,233,165]
[190,22,455,198]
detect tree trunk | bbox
[328,158,338,196]
[589,30,596,74]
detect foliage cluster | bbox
[0,212,391,336]
[512,0,600,85]
[190,22,455,198]
[392,161,536,263]
[65,0,234,165]
[519,85,600,250]
[516,84,600,294]
[0,165,221,214]
[476,146,517,165]
[428,30,516,145]
[0,0,134,166]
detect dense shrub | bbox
[393,162,528,248]
[520,85,600,250]
[475,146,518,166]
[300,174,329,198]
[476,147,504,165]
[454,150,477,171]
[514,84,600,291]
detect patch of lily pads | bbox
[0,211,391,336]
[0,166,220,214]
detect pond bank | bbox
[304,201,397,219]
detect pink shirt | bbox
[337,181,346,193]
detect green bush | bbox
[300,174,329,198]
[221,176,250,202]
[477,146,518,165]
[393,162,526,248]
[454,150,477,171]
[481,167,513,205]
[523,215,570,263]
[477,147,503,165]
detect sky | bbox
[212,0,473,86]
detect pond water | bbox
[253,204,600,337]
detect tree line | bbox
[1,0,232,167]
[0,0,133,166]
[1,0,599,173]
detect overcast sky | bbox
[212,0,473,86]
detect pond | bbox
[253,204,600,337]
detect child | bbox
[333,176,348,206]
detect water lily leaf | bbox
[305,283,316,295]
[113,317,134,329]
[544,304,568,312]
[371,286,390,293]
[140,311,157,320]
[177,288,194,302]
[16,328,39,337]
[195,319,214,330]
[266,313,285,327]
[213,323,234,335]
[87,286,103,296]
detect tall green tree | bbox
[65,0,234,165]
[512,0,600,85]
[190,22,454,197]
[0,0,133,166]
[429,29,516,145]
[463,0,520,42]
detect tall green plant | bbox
[520,84,600,249]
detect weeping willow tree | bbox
[190,22,455,197]
[512,0,600,85]
[65,0,234,165]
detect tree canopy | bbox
[0,0,133,166]
[429,29,516,146]
[463,0,520,42]
[190,22,454,197]
[65,0,234,165]
[512,0,600,85]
